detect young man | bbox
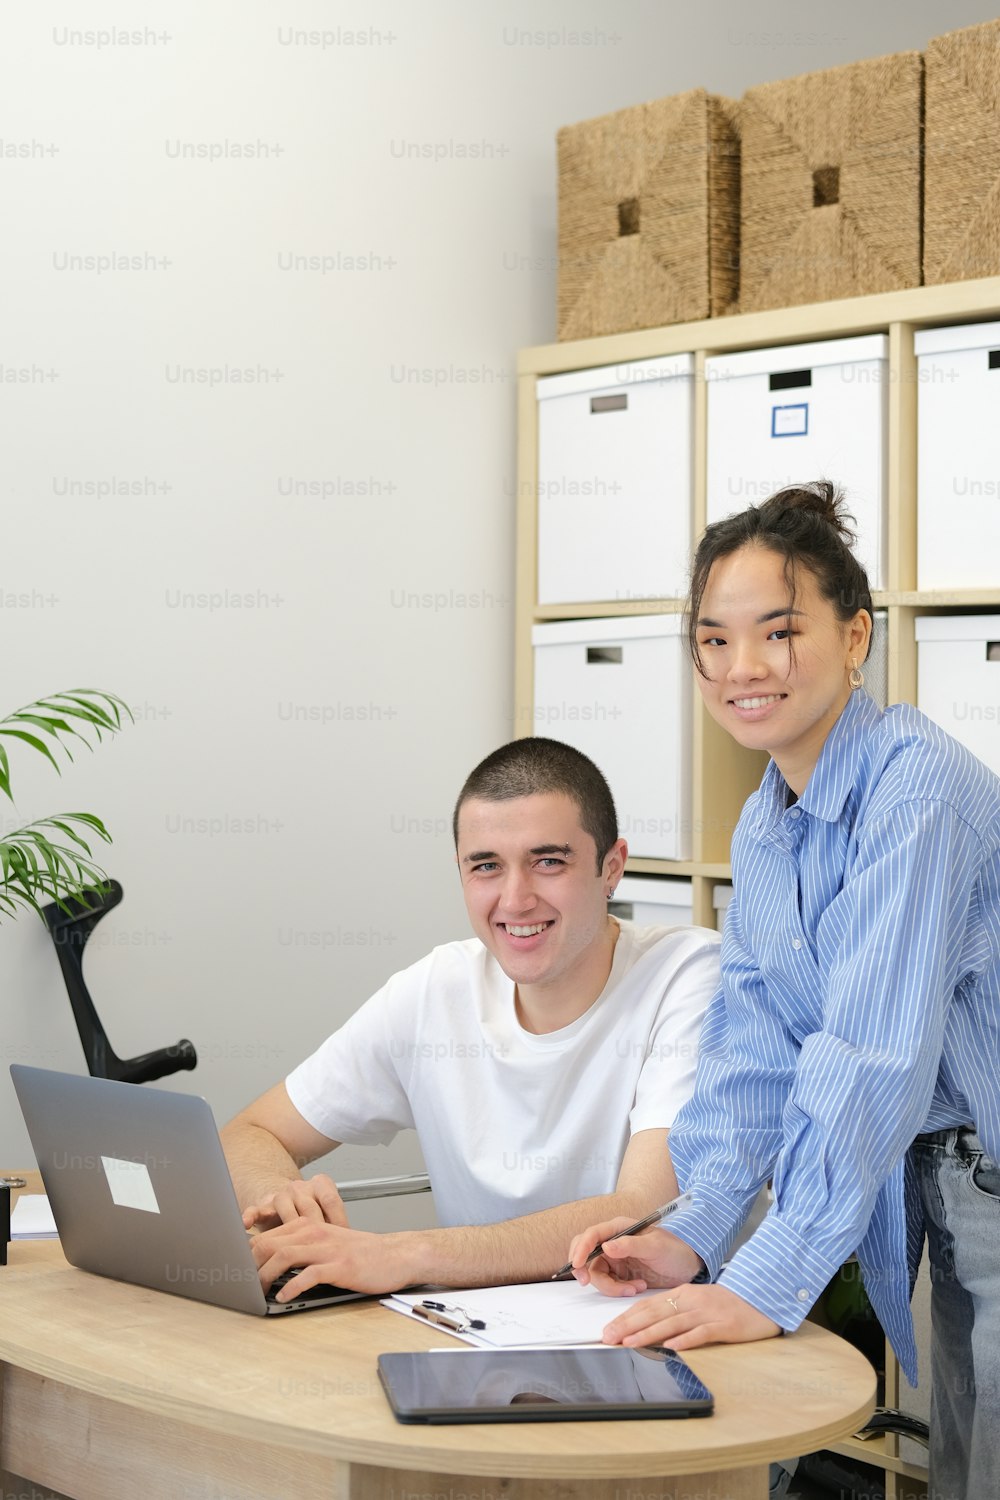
[221,737,720,1302]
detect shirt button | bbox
[791,938,803,950]
[796,1288,810,1302]
[789,807,802,819]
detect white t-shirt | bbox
[285,921,720,1227]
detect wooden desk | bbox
[1,1191,876,1500]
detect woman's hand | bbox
[602,1282,782,1350]
[567,1217,706,1294]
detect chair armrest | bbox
[335,1172,431,1203]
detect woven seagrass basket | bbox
[925,19,1000,285]
[738,52,923,313]
[556,88,740,340]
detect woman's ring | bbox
[666,1297,679,1313]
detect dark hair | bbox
[452,737,618,871]
[686,481,874,674]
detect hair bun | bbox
[760,480,857,545]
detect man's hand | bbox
[567,1217,705,1294]
[241,1173,348,1232]
[601,1282,782,1351]
[250,1218,408,1299]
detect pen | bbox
[550,1190,695,1280]
[412,1302,486,1333]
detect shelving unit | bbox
[515,275,1000,1499]
[516,276,1000,931]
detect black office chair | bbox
[42,880,197,1085]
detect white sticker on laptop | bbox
[101,1156,161,1214]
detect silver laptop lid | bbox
[10,1064,361,1316]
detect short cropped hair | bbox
[452,737,618,872]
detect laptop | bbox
[10,1064,369,1316]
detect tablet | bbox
[377,1347,714,1424]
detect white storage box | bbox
[712,884,733,935]
[915,614,1000,776]
[705,335,889,588]
[608,875,693,928]
[537,355,694,605]
[531,615,692,860]
[915,321,1000,590]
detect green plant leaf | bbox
[61,812,112,841]
[47,819,94,852]
[0,728,61,773]
[0,814,114,921]
[0,689,133,798]
[16,713,78,735]
[8,715,82,760]
[0,690,128,919]
[44,691,133,736]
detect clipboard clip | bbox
[413,1300,487,1334]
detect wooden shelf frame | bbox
[518,276,1000,376]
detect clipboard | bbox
[382,1279,669,1348]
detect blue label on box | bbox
[771,402,809,438]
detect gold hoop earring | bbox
[849,660,865,691]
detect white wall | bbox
[3,0,996,1238]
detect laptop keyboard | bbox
[265,1268,355,1305]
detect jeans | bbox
[767,1457,797,1496]
[912,1126,1000,1500]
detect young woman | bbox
[570,482,1000,1500]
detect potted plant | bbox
[0,690,130,917]
[1,689,130,1258]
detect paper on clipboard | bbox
[382,1279,665,1349]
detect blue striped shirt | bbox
[666,688,1000,1384]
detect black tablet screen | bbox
[378,1347,713,1423]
